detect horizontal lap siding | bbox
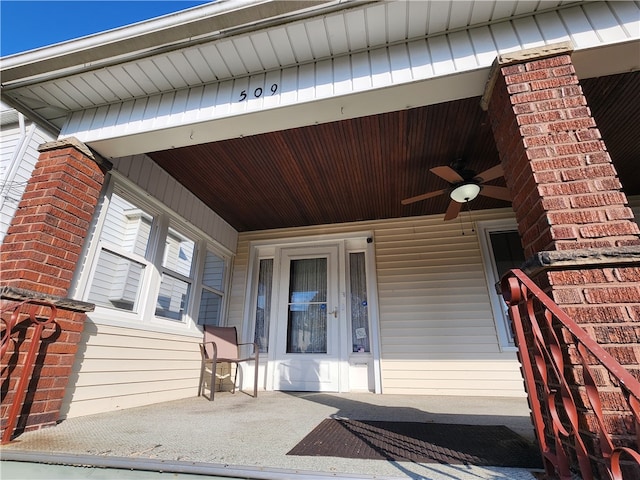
[373,215,523,396]
[110,154,238,252]
[64,324,200,419]
[383,360,525,397]
[0,119,54,242]
[230,207,526,397]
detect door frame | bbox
[477,218,520,353]
[243,231,382,393]
[272,242,342,391]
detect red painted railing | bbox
[501,269,640,479]
[1,299,57,444]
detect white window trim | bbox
[74,172,233,337]
[477,218,520,352]
[243,231,382,393]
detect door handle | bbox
[328,307,338,318]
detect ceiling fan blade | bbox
[430,166,464,183]
[479,185,512,201]
[475,164,504,183]
[401,188,447,205]
[443,200,463,221]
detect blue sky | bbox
[1,1,211,56]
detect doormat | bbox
[287,419,542,468]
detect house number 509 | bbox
[238,84,278,101]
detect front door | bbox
[272,245,341,391]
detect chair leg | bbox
[210,359,217,401]
[198,362,205,397]
[232,363,238,394]
[253,359,259,398]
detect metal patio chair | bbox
[198,326,259,401]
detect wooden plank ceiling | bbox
[149,72,639,232]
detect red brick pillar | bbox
[482,43,640,475]
[1,138,109,440]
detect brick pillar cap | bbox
[480,41,574,111]
[522,245,640,278]
[38,136,112,171]
[1,286,95,313]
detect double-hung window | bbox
[156,226,195,321]
[197,250,227,327]
[87,192,153,313]
[83,183,230,333]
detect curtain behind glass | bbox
[254,259,273,353]
[349,253,370,353]
[287,258,327,353]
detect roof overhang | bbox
[0,0,363,87]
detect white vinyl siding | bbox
[62,324,200,419]
[109,154,237,252]
[229,207,526,398]
[0,104,55,243]
[56,2,639,155]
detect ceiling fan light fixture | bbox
[450,182,480,203]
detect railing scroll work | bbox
[502,269,640,479]
[1,299,58,444]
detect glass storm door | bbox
[273,245,340,391]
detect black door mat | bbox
[287,419,542,468]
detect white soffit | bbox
[2,1,639,158]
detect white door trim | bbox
[243,231,382,393]
[476,218,519,353]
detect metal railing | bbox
[1,299,57,444]
[501,269,640,479]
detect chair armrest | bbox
[238,342,260,355]
[200,341,218,361]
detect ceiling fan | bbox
[401,159,511,221]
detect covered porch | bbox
[1,1,640,478]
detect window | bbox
[349,252,370,353]
[87,193,153,312]
[156,226,195,321]
[197,250,227,326]
[84,183,230,333]
[253,259,273,353]
[478,220,526,350]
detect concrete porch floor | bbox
[1,391,542,480]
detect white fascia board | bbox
[81,68,490,159]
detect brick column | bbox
[482,43,640,475]
[1,138,109,440]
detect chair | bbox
[198,326,259,401]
